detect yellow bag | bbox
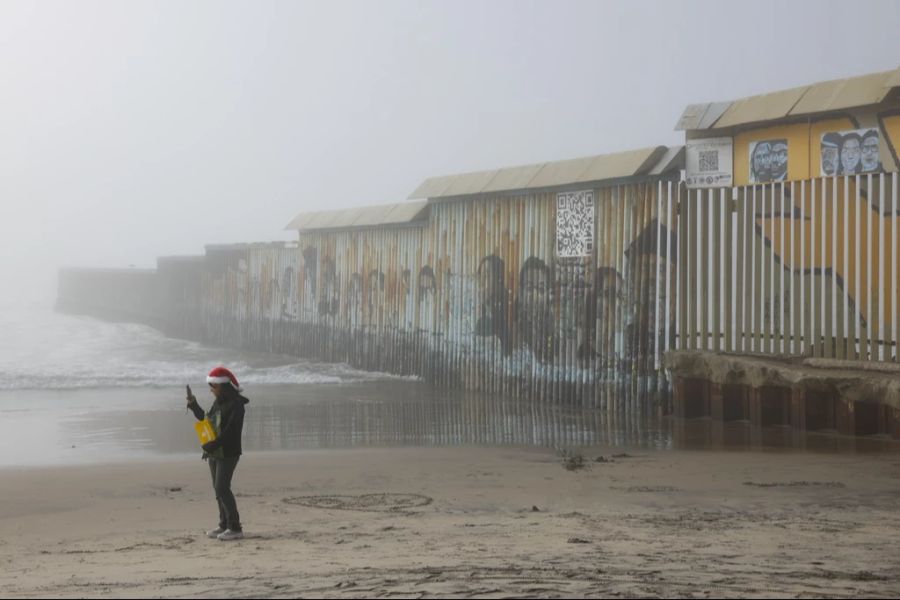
[194,419,217,446]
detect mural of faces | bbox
[840,134,862,175]
[517,257,554,362]
[860,130,882,172]
[749,139,788,183]
[475,255,510,353]
[820,132,841,176]
[821,128,882,176]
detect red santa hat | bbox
[206,366,242,392]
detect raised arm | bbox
[188,399,206,421]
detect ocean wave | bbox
[0,308,416,391]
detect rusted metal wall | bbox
[58,179,681,416]
[181,181,679,415]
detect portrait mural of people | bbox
[475,255,511,355]
[820,128,882,176]
[516,256,555,363]
[820,132,841,176]
[591,266,625,369]
[749,139,788,183]
[861,129,882,172]
[556,260,591,365]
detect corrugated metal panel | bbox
[675,102,732,131]
[647,146,685,176]
[409,146,672,199]
[526,156,595,189]
[285,201,428,231]
[887,66,900,89]
[481,163,544,192]
[441,169,499,197]
[713,85,810,128]
[788,69,898,116]
[407,174,457,200]
[680,68,900,131]
[578,146,667,181]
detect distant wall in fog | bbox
[56,267,162,328]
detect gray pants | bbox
[208,456,241,531]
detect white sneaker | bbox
[217,529,244,541]
[206,527,225,539]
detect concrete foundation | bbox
[666,350,900,439]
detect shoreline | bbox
[1,445,898,598]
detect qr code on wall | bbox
[698,150,719,172]
[556,190,594,257]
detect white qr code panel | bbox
[556,191,594,257]
[698,150,719,172]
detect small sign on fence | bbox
[686,137,733,188]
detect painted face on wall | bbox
[770,141,788,180]
[821,144,838,176]
[840,137,861,174]
[861,134,881,172]
[477,257,503,307]
[520,264,549,318]
[751,141,772,182]
[517,258,553,362]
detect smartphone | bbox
[186,384,193,398]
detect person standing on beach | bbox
[186,366,249,541]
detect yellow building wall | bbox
[878,111,900,169]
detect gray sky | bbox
[2,0,898,300]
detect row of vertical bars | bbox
[676,173,899,362]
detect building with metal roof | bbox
[677,67,900,132]
[678,67,900,186]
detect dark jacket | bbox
[189,392,249,458]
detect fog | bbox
[2,0,898,304]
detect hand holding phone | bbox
[186,384,196,407]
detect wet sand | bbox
[1,445,899,598]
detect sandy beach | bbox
[1,444,898,598]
